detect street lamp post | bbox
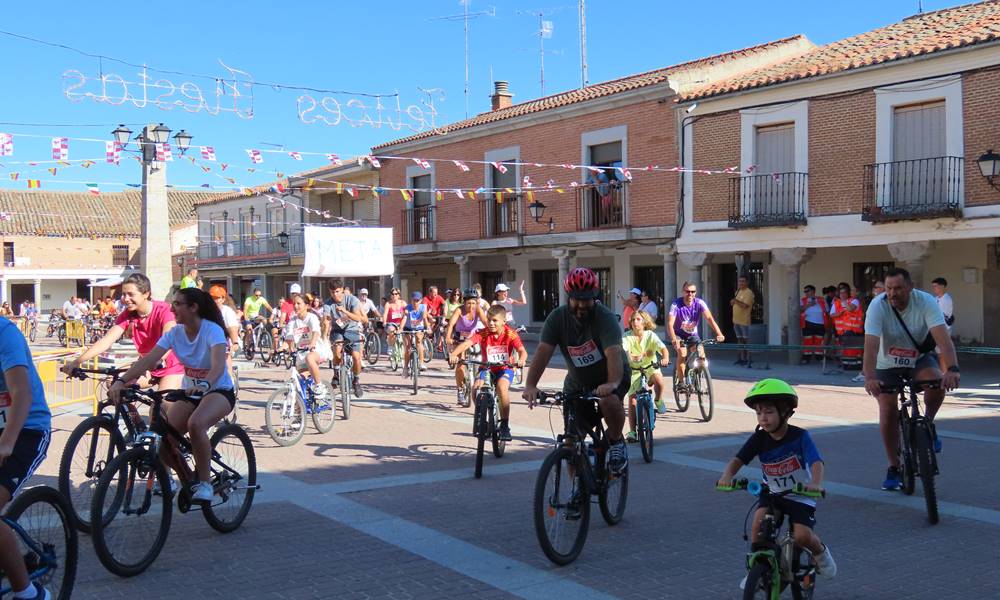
[113,123,192,300]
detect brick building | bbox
[676,1,1000,346]
[0,189,215,311]
[373,38,811,326]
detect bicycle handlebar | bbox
[716,478,825,499]
[69,366,128,380]
[881,378,942,395]
[536,390,601,406]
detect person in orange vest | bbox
[799,285,830,364]
[829,282,864,375]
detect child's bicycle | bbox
[717,479,825,600]
[265,349,336,446]
[0,486,78,600]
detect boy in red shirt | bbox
[449,305,527,441]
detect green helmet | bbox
[743,378,798,412]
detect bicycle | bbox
[533,390,629,565]
[221,364,241,426]
[362,320,381,366]
[243,317,274,363]
[885,377,941,524]
[717,479,825,600]
[387,328,404,372]
[265,349,336,446]
[46,315,65,339]
[632,365,658,463]
[59,366,141,533]
[17,316,38,343]
[0,486,78,600]
[432,316,447,360]
[399,330,424,395]
[332,340,356,420]
[672,339,716,421]
[461,359,509,478]
[89,386,258,577]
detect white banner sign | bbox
[302,226,394,277]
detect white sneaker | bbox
[813,544,837,577]
[851,374,865,383]
[310,383,329,398]
[191,481,214,503]
[419,364,427,372]
[738,574,747,590]
[153,474,178,496]
[457,389,465,406]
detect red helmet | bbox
[563,267,600,300]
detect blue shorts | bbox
[0,429,50,497]
[477,368,515,384]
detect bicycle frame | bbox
[547,393,608,494]
[0,516,56,590]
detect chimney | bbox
[491,81,513,111]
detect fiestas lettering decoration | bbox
[297,88,443,133]
[302,226,394,278]
[63,61,255,118]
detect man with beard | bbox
[522,267,631,473]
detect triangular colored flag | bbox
[466,191,476,200]
[400,189,412,201]
[453,160,469,172]
[326,153,342,166]
[494,192,503,202]
[490,161,508,174]
[276,172,284,178]
[47,168,57,176]
[9,172,18,181]
[220,163,228,171]
[435,191,443,201]
[454,189,464,199]
[555,188,565,194]
[201,166,211,172]
[289,151,302,160]
[58,161,70,167]
[526,191,535,201]
[346,187,356,198]
[247,168,256,173]
[81,160,94,168]
[86,183,99,196]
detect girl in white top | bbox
[492,281,527,324]
[109,288,234,503]
[283,294,328,398]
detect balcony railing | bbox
[863,156,963,222]
[728,172,808,228]
[196,231,304,263]
[402,205,435,244]
[479,193,521,238]
[576,181,628,230]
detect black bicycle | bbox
[672,339,716,421]
[0,486,78,600]
[59,366,141,533]
[461,359,509,478]
[886,377,941,524]
[718,479,825,600]
[399,330,424,395]
[89,386,258,577]
[533,391,629,565]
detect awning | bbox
[89,276,123,287]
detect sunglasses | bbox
[684,290,697,294]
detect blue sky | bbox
[0,0,962,193]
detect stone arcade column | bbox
[553,249,576,304]
[773,247,815,364]
[677,252,707,294]
[888,241,934,289]
[656,243,678,303]
[454,255,471,291]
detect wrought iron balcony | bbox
[195,231,304,265]
[728,172,808,228]
[479,193,521,238]
[402,205,435,244]
[863,156,963,222]
[575,180,628,230]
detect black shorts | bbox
[174,388,237,410]
[0,429,50,497]
[875,353,940,390]
[802,322,826,337]
[564,368,631,435]
[769,496,817,529]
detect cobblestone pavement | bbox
[29,340,1000,599]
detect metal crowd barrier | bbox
[712,342,998,373]
[32,349,102,414]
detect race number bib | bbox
[681,320,697,334]
[888,346,918,367]
[486,346,508,364]
[762,455,807,492]
[183,367,211,391]
[0,391,9,427]
[567,340,603,368]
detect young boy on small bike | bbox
[448,305,527,442]
[0,316,52,600]
[717,379,837,587]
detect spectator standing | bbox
[930,277,954,333]
[617,288,641,332]
[829,282,864,378]
[731,275,755,366]
[799,285,829,364]
[638,291,659,322]
[180,267,198,289]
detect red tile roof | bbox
[373,35,808,150]
[683,0,1000,100]
[0,190,216,237]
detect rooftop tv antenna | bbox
[518,9,557,96]
[431,1,496,118]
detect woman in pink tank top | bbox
[444,290,489,406]
[62,272,184,390]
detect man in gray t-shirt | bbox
[861,268,960,492]
[324,279,366,398]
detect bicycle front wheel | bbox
[743,561,776,600]
[637,396,654,463]
[533,447,589,565]
[695,368,714,422]
[265,388,306,447]
[203,424,257,533]
[388,340,400,371]
[6,485,78,600]
[340,361,352,420]
[791,547,818,600]
[29,324,37,342]
[312,391,336,434]
[411,353,419,396]
[421,336,433,363]
[58,415,126,533]
[474,397,487,479]
[898,412,916,496]
[672,371,690,412]
[365,333,380,365]
[90,446,172,577]
[598,450,629,525]
[490,400,506,458]
[914,422,939,524]
[257,332,273,363]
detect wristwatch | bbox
[947,366,960,374]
